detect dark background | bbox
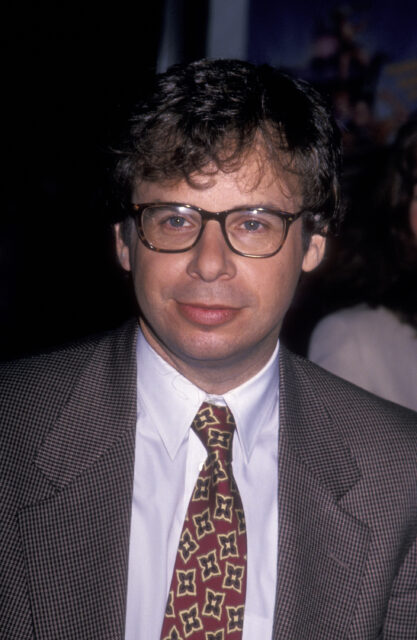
[3,2,166,357]
[2,1,416,359]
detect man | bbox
[1,60,416,640]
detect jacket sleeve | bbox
[382,535,417,639]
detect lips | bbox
[177,303,240,326]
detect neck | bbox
[140,320,279,394]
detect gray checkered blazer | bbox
[1,320,416,639]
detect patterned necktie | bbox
[160,402,247,640]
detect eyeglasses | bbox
[129,202,305,258]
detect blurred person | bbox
[309,117,417,411]
[1,60,416,640]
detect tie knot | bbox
[191,402,236,462]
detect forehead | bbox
[133,152,302,212]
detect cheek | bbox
[131,252,185,309]
[129,248,158,310]
[248,254,302,319]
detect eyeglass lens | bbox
[141,205,286,256]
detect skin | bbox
[115,156,326,394]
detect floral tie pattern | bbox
[160,403,247,640]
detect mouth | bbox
[176,302,241,327]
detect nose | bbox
[186,221,237,282]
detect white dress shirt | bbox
[125,330,280,640]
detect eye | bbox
[156,212,198,232]
[235,215,270,233]
[165,215,190,228]
[242,219,264,232]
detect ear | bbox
[301,234,326,273]
[114,223,132,272]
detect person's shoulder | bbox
[282,345,417,443]
[0,320,137,423]
[311,303,382,336]
[282,346,417,492]
[1,321,136,378]
[310,303,412,342]
[0,330,104,392]
[0,321,138,479]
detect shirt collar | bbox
[136,329,279,462]
[222,343,279,462]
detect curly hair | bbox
[112,59,342,237]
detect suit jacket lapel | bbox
[274,346,370,639]
[18,321,138,640]
[17,329,371,638]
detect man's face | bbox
[115,156,325,390]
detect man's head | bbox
[113,59,342,392]
[114,58,341,241]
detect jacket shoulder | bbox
[0,322,137,459]
[280,345,417,469]
[1,334,100,410]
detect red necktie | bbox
[160,402,247,640]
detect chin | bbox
[174,338,241,364]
